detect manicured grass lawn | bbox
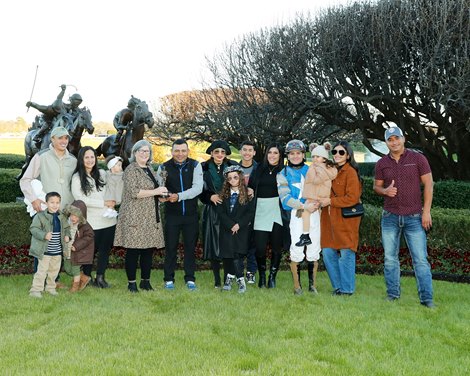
[1,269,469,375]
[0,137,103,156]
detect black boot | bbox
[256,257,267,288]
[95,274,110,288]
[139,279,154,291]
[127,281,139,293]
[297,263,302,289]
[307,261,317,293]
[267,252,282,288]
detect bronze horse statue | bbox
[96,99,154,167]
[16,107,94,180]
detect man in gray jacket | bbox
[20,126,77,212]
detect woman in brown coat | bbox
[114,140,168,292]
[318,141,362,296]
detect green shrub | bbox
[0,154,25,169]
[359,204,470,250]
[361,177,383,207]
[432,180,470,209]
[358,162,376,177]
[2,202,468,251]
[0,203,32,246]
[0,169,22,203]
[361,177,470,210]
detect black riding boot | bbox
[139,279,154,291]
[95,274,110,288]
[307,261,317,293]
[256,257,267,288]
[127,281,138,293]
[267,252,282,288]
[297,263,302,289]
[307,261,314,290]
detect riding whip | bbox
[27,65,39,112]
[62,84,78,91]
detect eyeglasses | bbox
[137,149,150,154]
[227,175,239,181]
[332,149,346,156]
[213,149,226,154]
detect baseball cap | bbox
[51,126,70,138]
[384,126,404,140]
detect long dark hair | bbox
[219,171,250,205]
[333,141,361,181]
[73,146,105,195]
[261,142,285,173]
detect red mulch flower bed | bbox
[2,243,469,282]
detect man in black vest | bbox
[157,139,203,290]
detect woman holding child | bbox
[71,146,119,289]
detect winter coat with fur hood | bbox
[64,200,95,265]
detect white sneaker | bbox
[47,290,59,296]
[237,277,247,293]
[222,274,236,291]
[29,291,42,298]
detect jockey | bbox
[27,85,66,146]
[65,93,83,119]
[60,92,84,131]
[113,96,140,147]
[27,85,84,147]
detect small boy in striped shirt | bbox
[29,192,71,298]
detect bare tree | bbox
[311,0,470,179]
[153,0,470,178]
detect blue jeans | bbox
[237,247,257,274]
[323,248,356,294]
[381,210,433,303]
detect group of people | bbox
[19,124,436,308]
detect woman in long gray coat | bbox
[114,140,168,292]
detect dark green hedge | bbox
[431,180,470,209]
[0,169,23,203]
[0,154,24,169]
[361,177,470,210]
[358,162,376,177]
[359,204,470,250]
[2,202,469,251]
[0,203,32,246]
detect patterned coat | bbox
[113,162,164,249]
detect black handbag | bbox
[341,202,364,218]
[331,187,364,218]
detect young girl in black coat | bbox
[217,165,254,293]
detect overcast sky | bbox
[1,0,349,123]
